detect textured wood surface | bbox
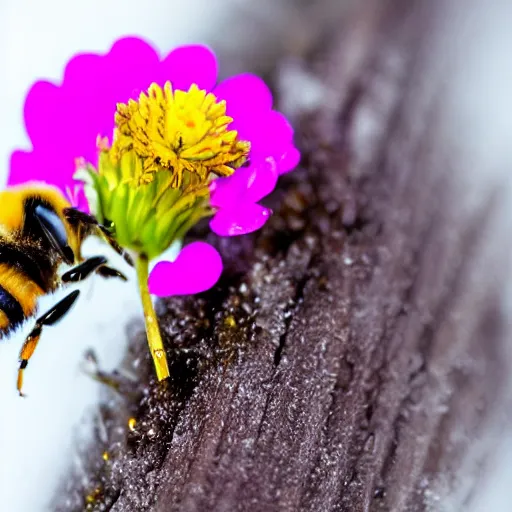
[58,1,512,511]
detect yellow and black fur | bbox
[0,184,132,395]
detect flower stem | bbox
[136,254,170,381]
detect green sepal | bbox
[75,149,213,261]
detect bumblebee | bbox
[0,183,133,395]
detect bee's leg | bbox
[61,256,108,283]
[96,225,134,267]
[17,256,115,396]
[95,266,128,281]
[61,256,127,283]
[17,290,80,396]
[63,208,134,267]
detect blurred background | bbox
[0,0,511,511]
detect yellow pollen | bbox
[112,82,251,187]
[224,315,237,328]
[86,487,103,504]
[128,417,137,431]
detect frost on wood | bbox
[55,0,512,511]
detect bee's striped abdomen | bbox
[0,243,50,291]
[0,255,46,338]
[0,282,26,336]
[0,189,72,339]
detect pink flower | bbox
[9,37,300,297]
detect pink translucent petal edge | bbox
[9,150,44,186]
[148,241,223,297]
[159,44,218,91]
[209,203,272,237]
[214,73,273,114]
[107,36,160,61]
[23,81,61,148]
[278,145,301,175]
[209,157,279,209]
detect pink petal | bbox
[107,36,160,70]
[9,149,73,190]
[243,157,279,202]
[210,157,278,208]
[63,52,104,84]
[62,52,116,151]
[8,150,44,186]
[214,74,299,177]
[209,203,271,237]
[277,145,301,174]
[102,36,161,104]
[214,74,273,139]
[159,45,218,92]
[148,242,223,297]
[24,81,62,148]
[246,110,294,158]
[209,170,250,209]
[108,36,160,69]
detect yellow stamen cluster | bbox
[112,82,250,187]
